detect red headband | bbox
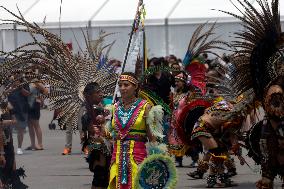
[119,75,138,85]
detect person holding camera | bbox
[7,77,29,155]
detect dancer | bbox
[108,72,167,189]
[188,67,239,180]
[168,71,190,167]
[179,22,250,187]
[177,22,227,179]
[81,82,112,189]
[0,99,28,189]
[191,93,248,187]
[168,71,203,167]
[220,0,284,188]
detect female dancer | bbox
[108,72,158,189]
[168,71,196,167]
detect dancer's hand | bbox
[0,155,6,167]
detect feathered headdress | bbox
[0,7,117,130]
[217,0,284,101]
[182,22,228,95]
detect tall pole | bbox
[112,0,144,103]
[1,30,4,51]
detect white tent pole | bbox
[89,0,110,42]
[165,18,169,56]
[88,21,92,42]
[1,30,4,51]
[164,0,181,56]
[13,24,18,53]
[23,0,40,15]
[89,0,110,23]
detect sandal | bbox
[25,146,33,151]
[33,147,44,151]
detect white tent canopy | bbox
[0,0,38,26]
[23,0,108,28]
[1,0,284,59]
[169,0,241,24]
[92,0,180,26]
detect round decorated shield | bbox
[177,99,211,143]
[245,121,263,164]
[135,154,177,189]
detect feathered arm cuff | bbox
[146,105,164,139]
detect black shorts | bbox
[28,102,41,120]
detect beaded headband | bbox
[119,75,138,85]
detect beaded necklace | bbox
[118,99,140,127]
[114,98,147,139]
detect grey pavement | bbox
[14,109,283,189]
